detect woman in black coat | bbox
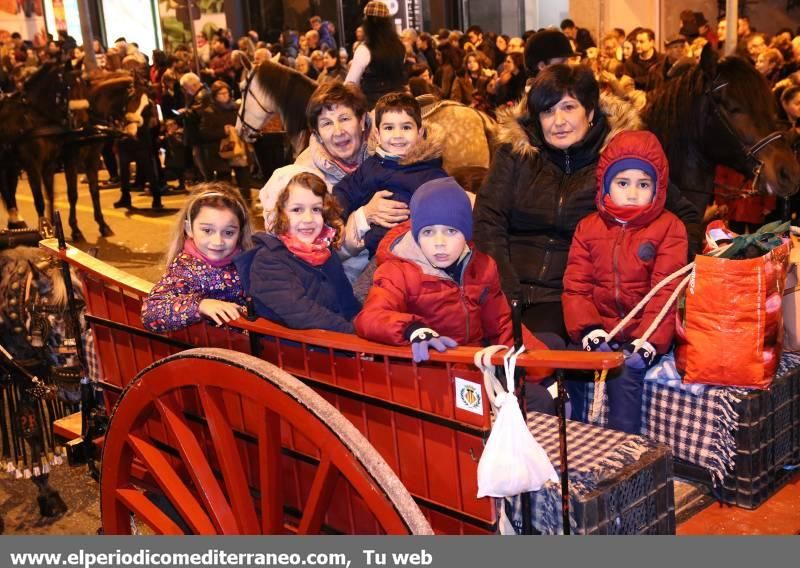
[473,64,699,338]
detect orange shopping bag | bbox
[675,239,790,389]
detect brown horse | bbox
[643,45,800,220]
[0,64,67,234]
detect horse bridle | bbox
[706,80,784,192]
[237,68,272,138]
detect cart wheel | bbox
[100,348,432,535]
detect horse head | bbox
[235,60,317,155]
[21,62,71,124]
[696,45,799,198]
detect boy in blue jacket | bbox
[333,92,448,258]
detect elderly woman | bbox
[259,82,409,280]
[473,64,699,338]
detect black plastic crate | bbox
[709,370,800,509]
[574,444,675,535]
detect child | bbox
[142,183,254,332]
[332,92,448,258]
[562,130,688,434]
[235,172,361,332]
[354,177,549,365]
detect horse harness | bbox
[237,67,273,138]
[706,80,785,198]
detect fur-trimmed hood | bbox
[493,91,642,159]
[367,120,446,166]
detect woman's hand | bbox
[364,190,410,228]
[199,299,243,326]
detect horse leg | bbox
[86,146,113,237]
[0,164,26,228]
[22,162,47,222]
[63,153,85,243]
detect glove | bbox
[409,328,458,362]
[581,328,611,352]
[622,340,657,370]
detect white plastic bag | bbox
[475,346,558,498]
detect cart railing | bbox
[40,239,623,373]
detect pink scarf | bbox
[278,226,336,266]
[183,238,240,268]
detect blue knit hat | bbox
[603,158,657,197]
[410,177,473,242]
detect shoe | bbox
[113,197,132,209]
[7,220,28,229]
[151,200,164,210]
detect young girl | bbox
[142,183,254,332]
[235,172,361,332]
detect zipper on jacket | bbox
[457,254,472,341]
[612,227,626,322]
[564,149,572,175]
[539,164,570,284]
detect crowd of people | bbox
[5,1,800,433]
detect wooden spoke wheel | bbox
[100,348,432,535]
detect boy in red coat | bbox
[355,178,554,402]
[562,130,688,433]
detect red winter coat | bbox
[562,131,688,353]
[354,224,547,369]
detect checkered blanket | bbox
[579,351,800,486]
[84,328,102,383]
[500,411,655,535]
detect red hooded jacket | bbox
[354,223,547,368]
[562,130,688,353]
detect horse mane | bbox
[254,61,318,142]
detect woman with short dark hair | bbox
[473,64,699,338]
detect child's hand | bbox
[199,299,243,326]
[410,328,458,362]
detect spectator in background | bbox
[203,35,235,86]
[746,32,768,64]
[298,34,310,57]
[306,30,320,52]
[561,18,596,53]
[491,51,526,107]
[309,50,325,79]
[756,48,784,87]
[506,36,525,55]
[294,54,313,78]
[417,32,437,74]
[345,1,406,108]
[623,28,665,91]
[319,48,347,84]
[466,25,495,66]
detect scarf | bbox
[602,194,649,224]
[183,238,240,268]
[278,225,336,266]
[375,146,402,161]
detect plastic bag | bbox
[675,222,790,389]
[782,235,800,351]
[475,346,558,498]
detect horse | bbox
[234,60,496,174]
[0,64,68,234]
[235,59,318,157]
[643,45,800,221]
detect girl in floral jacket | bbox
[141,183,254,332]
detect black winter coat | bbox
[473,93,700,307]
[234,233,361,333]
